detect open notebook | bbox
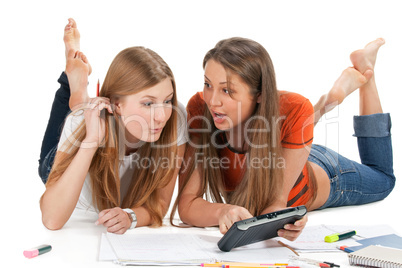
[100,232,294,265]
[348,245,402,268]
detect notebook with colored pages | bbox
[348,245,402,268]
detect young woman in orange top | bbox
[171,37,395,241]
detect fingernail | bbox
[278,230,284,237]
[284,224,290,229]
[95,220,99,225]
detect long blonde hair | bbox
[172,37,286,222]
[46,47,178,226]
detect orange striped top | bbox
[186,91,314,207]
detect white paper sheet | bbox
[275,224,396,252]
[100,232,293,265]
[99,233,117,261]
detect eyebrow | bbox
[204,75,227,85]
[142,92,174,100]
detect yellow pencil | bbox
[201,263,223,267]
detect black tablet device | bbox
[217,205,307,252]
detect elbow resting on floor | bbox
[42,216,65,231]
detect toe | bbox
[68,18,77,28]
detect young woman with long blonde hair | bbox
[39,19,187,234]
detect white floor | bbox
[2,1,402,267]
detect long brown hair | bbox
[46,47,178,226]
[172,37,297,223]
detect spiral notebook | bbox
[348,245,402,268]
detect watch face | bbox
[130,212,137,229]
[123,209,137,229]
[131,212,137,221]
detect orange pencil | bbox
[96,79,100,97]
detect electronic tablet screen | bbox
[217,205,307,252]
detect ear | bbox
[113,100,122,115]
[256,92,262,103]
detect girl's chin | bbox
[146,132,162,142]
[213,123,231,131]
[127,132,162,144]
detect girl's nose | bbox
[153,106,166,122]
[210,90,222,107]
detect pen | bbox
[291,256,336,268]
[23,244,52,259]
[202,263,290,267]
[96,79,100,97]
[325,230,356,243]
[323,262,340,268]
[337,245,354,253]
[216,262,288,266]
[221,264,300,268]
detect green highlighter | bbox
[325,230,356,243]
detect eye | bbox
[142,102,153,107]
[223,88,234,95]
[164,99,173,104]
[204,82,211,88]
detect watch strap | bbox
[123,208,137,229]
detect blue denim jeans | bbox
[308,113,395,209]
[38,72,71,184]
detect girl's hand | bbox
[218,204,253,234]
[96,207,132,234]
[277,214,308,241]
[82,97,113,148]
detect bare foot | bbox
[63,18,92,75]
[64,18,80,58]
[65,50,90,110]
[314,67,372,122]
[329,67,372,104]
[350,38,385,74]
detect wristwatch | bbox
[123,208,137,229]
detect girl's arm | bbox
[96,144,187,233]
[40,97,112,230]
[178,167,253,234]
[178,146,310,237]
[260,146,312,241]
[40,147,97,230]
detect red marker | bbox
[23,244,52,258]
[96,79,100,97]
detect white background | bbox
[1,0,401,267]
